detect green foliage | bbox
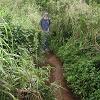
[50,1,100,99]
[58,38,100,100]
[0,18,54,99]
[0,0,100,100]
[35,0,49,9]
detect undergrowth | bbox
[0,0,100,100]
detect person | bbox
[40,12,51,52]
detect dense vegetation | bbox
[0,0,100,100]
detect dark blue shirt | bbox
[40,18,50,31]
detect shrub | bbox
[58,38,100,100]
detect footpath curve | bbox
[44,51,78,100]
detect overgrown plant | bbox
[0,18,54,100]
[0,0,100,100]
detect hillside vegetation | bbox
[0,0,100,100]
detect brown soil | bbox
[17,51,80,100]
[44,51,78,100]
[17,89,43,100]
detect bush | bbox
[0,19,53,100]
[58,38,100,100]
[0,0,100,100]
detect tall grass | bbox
[0,0,41,29]
[0,0,100,100]
[0,11,53,100]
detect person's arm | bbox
[49,18,51,26]
[47,18,51,32]
[40,19,43,31]
[39,19,42,27]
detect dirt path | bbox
[17,51,79,100]
[44,51,76,100]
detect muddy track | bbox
[44,51,78,100]
[17,51,80,100]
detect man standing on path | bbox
[40,12,51,53]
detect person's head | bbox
[43,12,49,19]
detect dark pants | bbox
[41,32,50,50]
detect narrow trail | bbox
[44,51,77,100]
[17,51,80,100]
